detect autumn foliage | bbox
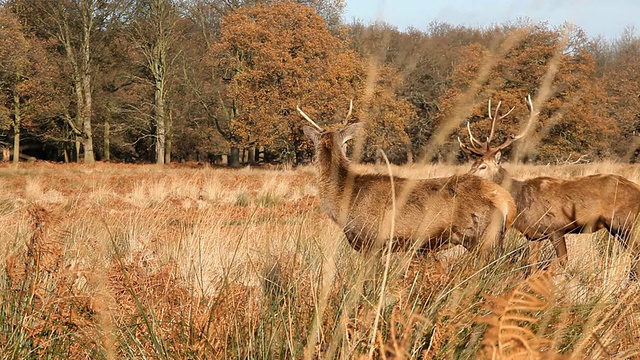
[211,1,414,163]
[0,1,639,164]
[212,1,360,158]
[437,24,619,163]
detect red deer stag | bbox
[298,104,516,260]
[458,96,640,279]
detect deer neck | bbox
[317,144,351,192]
[494,167,524,205]
[492,166,510,186]
[318,142,354,225]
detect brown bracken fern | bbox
[479,270,570,359]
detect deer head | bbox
[458,95,536,181]
[298,102,364,172]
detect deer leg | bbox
[516,240,535,278]
[549,233,568,268]
[476,209,507,261]
[509,243,527,264]
[630,257,640,282]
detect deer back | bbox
[300,104,515,254]
[511,174,640,238]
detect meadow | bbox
[0,161,639,359]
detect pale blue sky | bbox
[344,0,640,40]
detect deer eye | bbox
[478,164,488,170]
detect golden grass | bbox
[0,161,638,358]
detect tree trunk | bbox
[229,146,241,167]
[75,138,81,162]
[81,72,95,163]
[142,0,173,165]
[104,121,110,161]
[62,0,95,164]
[155,76,165,164]
[72,76,84,163]
[82,119,95,163]
[248,146,256,165]
[165,108,172,164]
[264,146,272,164]
[79,1,94,164]
[165,137,171,163]
[12,87,21,164]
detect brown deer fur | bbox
[468,154,640,278]
[303,123,516,258]
[460,97,640,278]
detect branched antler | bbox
[459,95,535,157]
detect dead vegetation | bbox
[0,162,638,358]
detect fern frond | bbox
[478,270,567,359]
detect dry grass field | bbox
[0,161,639,359]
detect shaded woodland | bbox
[1,0,639,165]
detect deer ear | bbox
[302,126,320,145]
[341,122,365,144]
[493,151,502,164]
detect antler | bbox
[459,95,533,157]
[458,122,488,157]
[342,99,353,125]
[487,99,515,143]
[492,94,536,153]
[458,135,485,156]
[296,104,323,131]
[298,101,354,130]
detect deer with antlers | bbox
[459,96,640,279]
[298,102,517,260]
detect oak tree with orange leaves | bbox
[357,64,415,163]
[439,23,618,163]
[212,0,415,164]
[212,0,360,163]
[600,28,640,161]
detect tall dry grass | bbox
[0,161,638,358]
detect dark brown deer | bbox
[298,104,517,260]
[458,96,640,278]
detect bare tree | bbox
[129,0,182,164]
[40,0,97,163]
[11,0,126,163]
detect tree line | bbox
[1,0,639,165]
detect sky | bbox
[344,0,640,40]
